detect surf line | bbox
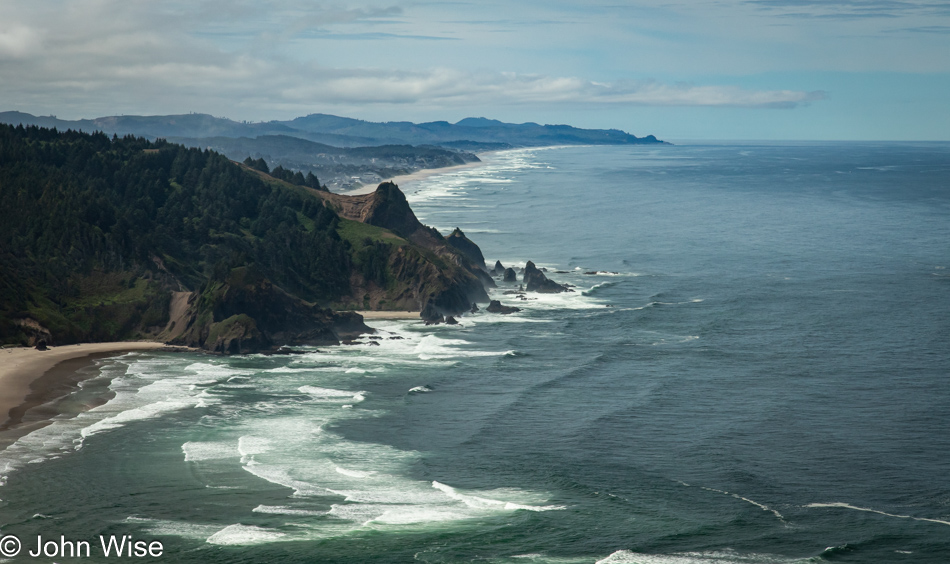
[678,482,787,524]
[805,502,950,527]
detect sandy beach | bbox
[0,342,175,431]
[356,311,420,319]
[342,160,487,196]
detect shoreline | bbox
[355,310,420,319]
[341,159,487,196]
[0,342,183,439]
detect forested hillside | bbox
[0,125,488,350]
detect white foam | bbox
[206,524,286,545]
[298,386,366,403]
[369,506,469,525]
[80,398,199,438]
[805,502,950,527]
[0,354,234,481]
[409,386,433,393]
[241,462,326,497]
[335,466,374,478]
[412,335,512,360]
[238,436,273,460]
[432,481,565,512]
[125,517,222,540]
[182,441,238,462]
[699,487,784,523]
[252,505,327,516]
[297,386,355,397]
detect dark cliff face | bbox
[320,182,491,317]
[171,267,370,353]
[446,228,487,271]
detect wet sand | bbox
[0,342,175,433]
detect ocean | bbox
[1,142,948,563]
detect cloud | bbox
[0,25,41,59]
[746,0,950,19]
[284,69,823,108]
[0,0,825,119]
[890,24,950,31]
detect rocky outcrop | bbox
[492,260,505,275]
[205,314,266,354]
[360,182,428,240]
[446,228,487,271]
[523,261,569,293]
[486,300,521,314]
[172,266,371,353]
[503,268,517,282]
[14,318,53,347]
[421,302,443,324]
[318,182,491,318]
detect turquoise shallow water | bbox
[1,143,948,563]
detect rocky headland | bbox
[0,124,580,353]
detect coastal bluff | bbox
[0,125,491,353]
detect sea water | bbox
[0,143,948,563]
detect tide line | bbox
[805,502,950,527]
[696,485,786,524]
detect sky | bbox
[1,0,948,140]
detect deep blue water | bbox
[1,143,948,563]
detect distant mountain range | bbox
[0,111,665,190]
[0,111,663,148]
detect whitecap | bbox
[206,524,286,545]
[335,466,374,478]
[432,482,565,512]
[252,505,327,516]
[182,441,238,462]
[805,502,950,527]
[124,517,222,540]
[238,436,272,460]
[298,386,366,403]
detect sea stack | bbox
[523,261,569,293]
[486,300,521,314]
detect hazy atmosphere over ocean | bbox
[1,144,948,562]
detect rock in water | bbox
[523,261,569,293]
[421,301,444,323]
[445,316,459,325]
[492,260,505,275]
[503,267,517,282]
[486,300,521,314]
